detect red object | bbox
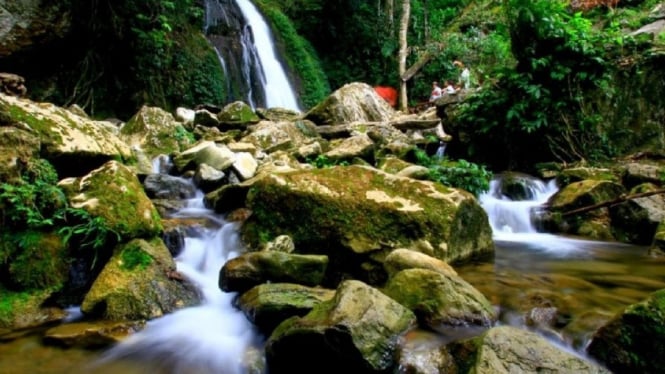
[374,86,397,107]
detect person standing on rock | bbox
[454,61,472,90]
[429,81,443,102]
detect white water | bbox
[479,176,601,254]
[435,142,446,159]
[95,179,261,373]
[235,0,300,111]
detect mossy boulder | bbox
[0,288,66,330]
[43,320,146,348]
[650,219,665,254]
[119,105,193,161]
[219,251,329,293]
[217,101,261,129]
[0,93,132,176]
[81,238,200,320]
[544,179,626,240]
[556,167,619,187]
[236,283,335,334]
[457,326,610,373]
[240,120,319,154]
[587,289,665,373]
[548,180,626,212]
[382,268,496,329]
[382,248,458,279]
[265,280,416,373]
[497,171,547,201]
[58,161,163,242]
[0,126,40,183]
[304,82,396,126]
[241,165,493,266]
[2,231,69,291]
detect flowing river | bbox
[1,174,664,372]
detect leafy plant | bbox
[0,159,119,290]
[413,149,492,196]
[120,244,153,271]
[307,155,349,169]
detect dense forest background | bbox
[0,0,664,171]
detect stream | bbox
[1,174,664,373]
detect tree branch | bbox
[562,189,665,217]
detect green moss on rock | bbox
[242,166,493,265]
[587,289,665,373]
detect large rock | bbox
[219,251,329,293]
[382,268,496,328]
[0,0,72,57]
[58,161,163,242]
[0,288,65,330]
[0,126,40,182]
[610,182,665,244]
[305,82,396,126]
[236,283,335,334]
[81,238,201,320]
[217,101,261,130]
[265,280,416,373]
[587,289,665,373]
[118,106,193,162]
[43,320,146,348]
[241,165,493,266]
[240,120,320,154]
[545,179,626,240]
[0,93,132,176]
[458,326,610,373]
[383,248,458,278]
[172,140,236,173]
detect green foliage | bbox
[120,244,153,271]
[57,208,120,268]
[453,0,632,168]
[0,287,30,323]
[413,149,492,196]
[0,159,66,230]
[174,124,195,144]
[306,155,349,169]
[0,159,118,291]
[257,1,330,108]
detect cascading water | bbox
[92,169,262,373]
[478,173,593,253]
[479,175,558,236]
[204,0,300,111]
[234,0,300,111]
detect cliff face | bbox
[602,52,665,154]
[0,0,73,57]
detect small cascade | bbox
[478,173,600,253]
[479,174,558,236]
[435,141,446,159]
[93,169,261,373]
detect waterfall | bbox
[204,0,300,111]
[234,0,300,111]
[479,174,598,253]
[479,174,558,236]
[435,142,446,159]
[93,176,262,373]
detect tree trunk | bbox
[400,43,444,81]
[398,0,410,112]
[387,0,394,33]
